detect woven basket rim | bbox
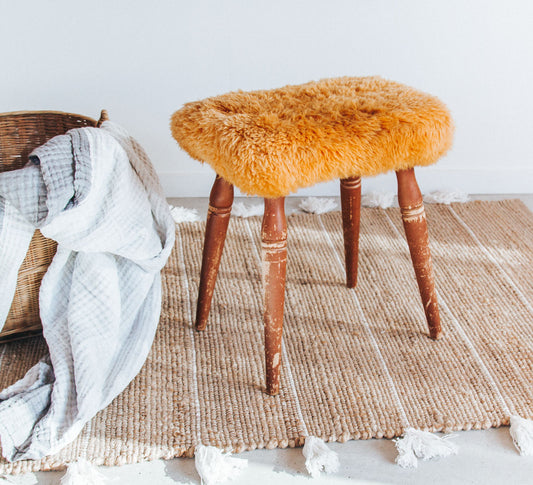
[0,110,98,123]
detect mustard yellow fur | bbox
[171,76,454,197]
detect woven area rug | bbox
[1,199,533,473]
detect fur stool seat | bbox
[171,76,453,197]
[171,76,453,395]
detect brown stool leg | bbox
[340,176,362,288]
[261,197,287,395]
[396,168,441,340]
[195,175,234,331]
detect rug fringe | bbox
[195,445,248,485]
[299,197,338,214]
[60,459,107,485]
[361,192,396,208]
[169,205,201,223]
[423,190,470,204]
[394,428,458,469]
[170,190,469,222]
[510,415,533,456]
[302,436,340,478]
[0,474,17,483]
[232,202,264,218]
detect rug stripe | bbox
[434,204,533,419]
[447,205,533,316]
[244,219,310,439]
[280,213,405,439]
[353,207,507,430]
[175,225,202,446]
[381,209,514,417]
[181,218,304,451]
[385,204,532,422]
[317,214,411,429]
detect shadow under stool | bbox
[171,76,454,395]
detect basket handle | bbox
[97,109,109,127]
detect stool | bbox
[171,76,454,395]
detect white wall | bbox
[1,0,532,197]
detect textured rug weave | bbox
[1,200,533,473]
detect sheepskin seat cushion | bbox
[171,76,454,198]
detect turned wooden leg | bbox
[340,176,362,288]
[195,175,234,331]
[261,197,287,395]
[396,168,441,340]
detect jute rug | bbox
[1,200,533,473]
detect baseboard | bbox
[159,167,533,198]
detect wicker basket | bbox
[0,110,108,341]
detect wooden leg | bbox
[340,176,362,288]
[261,197,287,395]
[195,175,234,331]
[396,168,441,339]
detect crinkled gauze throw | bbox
[0,121,175,461]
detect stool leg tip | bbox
[266,385,280,396]
[195,321,207,332]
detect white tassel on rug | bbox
[510,415,533,456]
[394,428,458,469]
[299,197,337,214]
[0,474,17,484]
[169,205,202,223]
[232,202,264,218]
[60,459,107,485]
[195,445,247,485]
[423,190,470,204]
[302,436,340,478]
[361,192,395,209]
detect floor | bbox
[3,194,533,485]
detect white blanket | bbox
[0,121,175,461]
